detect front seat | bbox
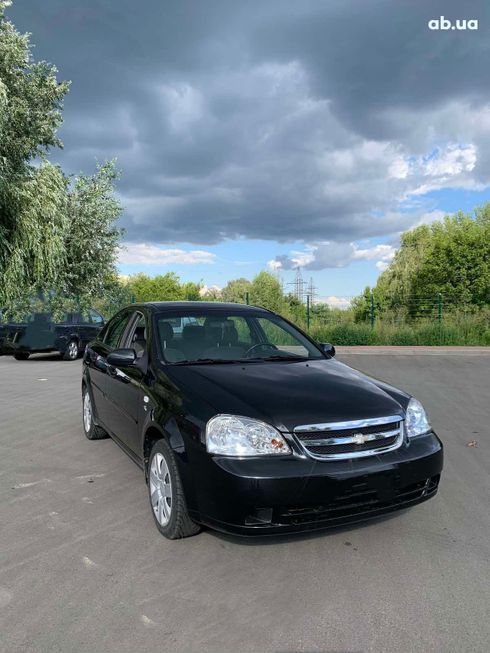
[131,325,147,358]
[202,324,245,360]
[181,324,206,359]
[159,322,186,363]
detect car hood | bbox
[166,358,407,432]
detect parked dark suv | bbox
[82,302,443,539]
[1,309,105,360]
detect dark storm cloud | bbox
[8,0,490,251]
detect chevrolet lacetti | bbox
[81,302,443,538]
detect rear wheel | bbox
[82,387,108,440]
[148,439,201,539]
[14,352,30,360]
[63,339,79,361]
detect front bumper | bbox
[188,432,443,536]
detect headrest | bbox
[133,325,146,341]
[204,318,234,329]
[222,325,238,345]
[205,325,222,343]
[160,322,174,342]
[183,324,205,341]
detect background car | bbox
[1,308,105,360]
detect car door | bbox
[102,310,148,457]
[87,309,134,432]
[87,309,105,341]
[76,310,97,349]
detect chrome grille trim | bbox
[293,414,402,433]
[299,428,400,447]
[293,415,405,460]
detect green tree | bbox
[181,281,202,301]
[63,161,123,301]
[62,161,122,301]
[284,292,305,322]
[364,204,490,318]
[221,277,251,304]
[127,272,184,303]
[250,271,284,312]
[0,0,70,307]
[90,273,133,318]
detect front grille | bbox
[294,416,403,460]
[306,435,399,455]
[273,475,440,526]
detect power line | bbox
[288,267,307,302]
[306,277,317,304]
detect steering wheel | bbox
[244,342,278,358]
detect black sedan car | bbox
[1,309,105,360]
[82,302,443,539]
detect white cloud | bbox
[270,241,397,271]
[323,296,351,309]
[118,243,216,265]
[412,210,447,227]
[422,144,476,177]
[267,259,282,270]
[388,157,410,179]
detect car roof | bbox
[133,301,272,314]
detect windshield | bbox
[155,310,324,364]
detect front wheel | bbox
[63,339,79,361]
[148,439,201,539]
[14,352,30,360]
[82,387,108,440]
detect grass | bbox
[309,315,490,346]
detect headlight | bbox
[206,414,291,456]
[405,398,431,438]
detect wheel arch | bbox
[143,424,167,479]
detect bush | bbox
[309,312,490,346]
[311,323,377,345]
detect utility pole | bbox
[288,267,306,303]
[306,294,311,331]
[370,291,375,328]
[307,277,317,305]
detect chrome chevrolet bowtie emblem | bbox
[353,433,367,445]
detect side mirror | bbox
[106,348,136,367]
[320,342,335,358]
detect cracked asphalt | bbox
[0,349,489,652]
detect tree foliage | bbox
[0,2,123,315]
[355,204,490,318]
[126,272,184,303]
[0,0,70,306]
[221,277,251,303]
[249,271,284,312]
[64,161,123,300]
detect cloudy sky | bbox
[9,0,490,301]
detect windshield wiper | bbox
[247,355,310,362]
[171,358,241,366]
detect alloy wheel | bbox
[83,391,92,433]
[149,453,173,526]
[67,341,78,359]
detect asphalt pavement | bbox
[0,349,489,652]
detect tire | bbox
[14,352,30,360]
[148,439,201,539]
[63,339,79,361]
[82,386,108,440]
